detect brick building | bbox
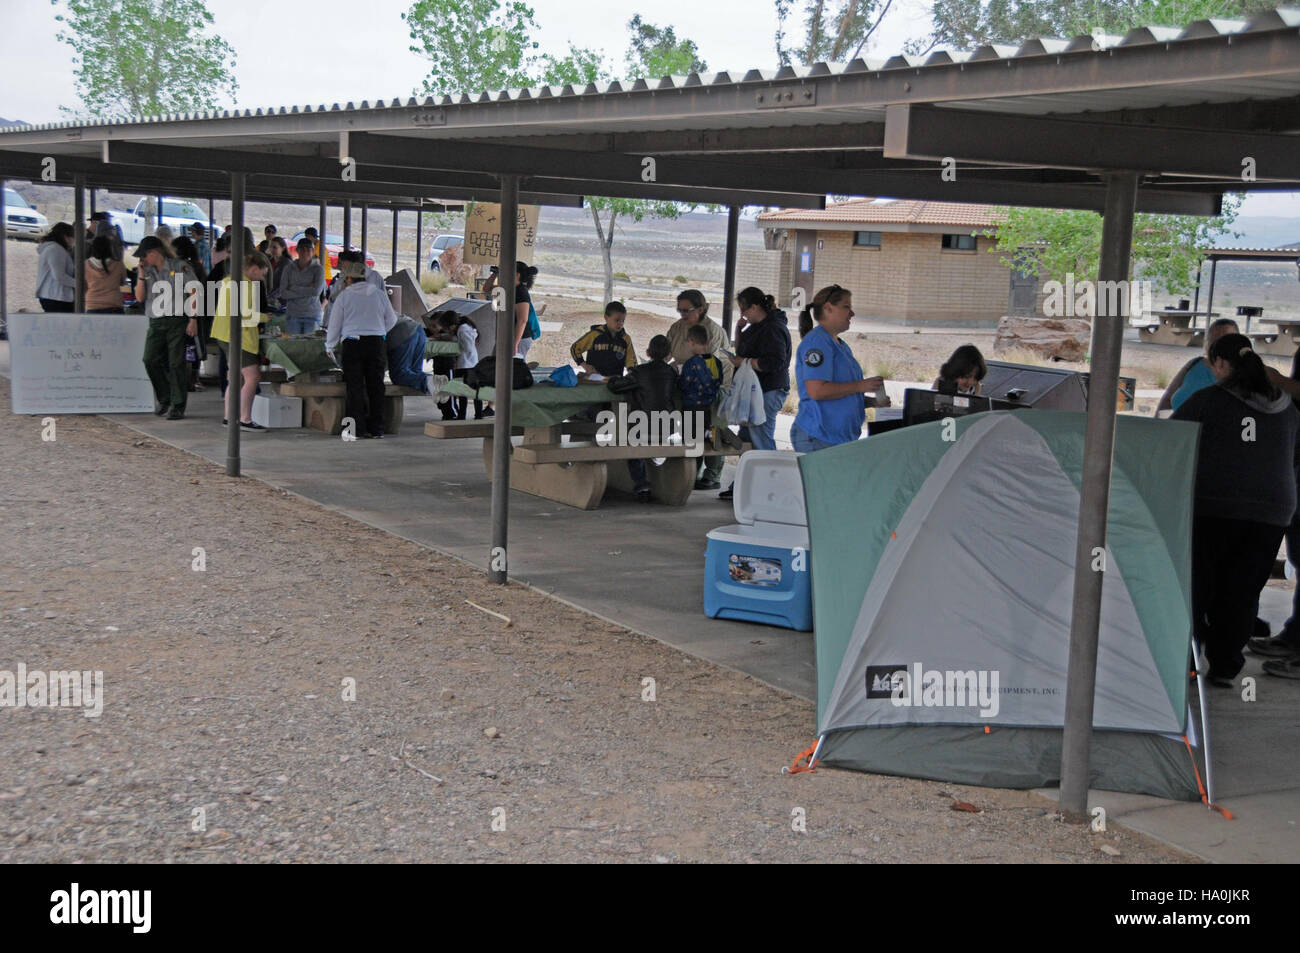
[740,199,1039,326]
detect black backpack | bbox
[465,356,534,390]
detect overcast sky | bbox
[2,0,1295,217]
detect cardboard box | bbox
[251,394,302,429]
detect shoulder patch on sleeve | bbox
[804,349,823,367]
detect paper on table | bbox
[585,372,606,382]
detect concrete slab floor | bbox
[3,342,1295,863]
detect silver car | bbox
[4,186,48,240]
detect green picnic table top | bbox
[441,379,613,429]
[261,335,459,379]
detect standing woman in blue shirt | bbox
[792,284,884,452]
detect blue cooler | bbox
[704,451,812,631]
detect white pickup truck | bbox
[106,197,209,244]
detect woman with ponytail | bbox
[513,260,541,360]
[790,284,884,452]
[718,287,792,500]
[1173,333,1300,685]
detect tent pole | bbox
[318,201,327,260]
[342,199,352,255]
[73,174,86,313]
[226,172,246,477]
[1194,648,1214,807]
[721,205,740,335]
[1059,171,1139,821]
[489,175,519,584]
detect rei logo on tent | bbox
[866,663,1000,718]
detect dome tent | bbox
[798,411,1209,802]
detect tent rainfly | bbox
[797,411,1211,802]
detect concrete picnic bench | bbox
[1136,310,1219,348]
[260,336,459,434]
[425,379,742,509]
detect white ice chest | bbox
[251,393,303,428]
[704,451,813,631]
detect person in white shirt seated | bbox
[326,261,399,439]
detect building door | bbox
[795,229,817,301]
[1008,257,1038,316]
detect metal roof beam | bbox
[103,141,824,208]
[348,132,1216,212]
[885,104,1300,181]
[487,123,887,154]
[1080,95,1300,135]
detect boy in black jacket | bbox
[571,302,636,378]
[608,334,677,502]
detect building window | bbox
[853,231,882,248]
[941,233,977,251]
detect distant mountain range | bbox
[1219,215,1300,250]
[0,117,27,128]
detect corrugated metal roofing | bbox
[1,7,1297,133]
[759,198,1003,227]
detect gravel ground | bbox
[0,387,1195,864]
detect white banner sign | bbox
[8,313,155,414]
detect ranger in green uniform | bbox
[136,235,199,419]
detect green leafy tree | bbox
[985,195,1242,298]
[911,0,1277,54]
[539,44,612,86]
[587,198,688,304]
[625,15,707,77]
[403,0,542,97]
[775,0,897,66]
[51,0,238,120]
[924,0,1262,301]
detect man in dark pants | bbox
[137,236,198,419]
[325,261,396,438]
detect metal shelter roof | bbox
[0,7,1297,212]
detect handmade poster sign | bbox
[8,312,154,414]
[463,202,539,267]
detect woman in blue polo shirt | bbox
[792,285,884,452]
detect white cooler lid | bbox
[734,450,807,527]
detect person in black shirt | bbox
[720,287,792,501]
[608,335,678,502]
[1173,334,1299,684]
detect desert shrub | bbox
[420,272,450,295]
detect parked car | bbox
[427,233,464,271]
[3,186,48,240]
[106,197,208,245]
[289,231,376,271]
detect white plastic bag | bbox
[721,360,766,428]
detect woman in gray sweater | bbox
[1173,333,1300,685]
[276,238,325,333]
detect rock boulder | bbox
[992,316,1092,362]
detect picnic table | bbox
[1136,310,1220,348]
[261,336,460,433]
[260,335,459,380]
[428,378,742,509]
